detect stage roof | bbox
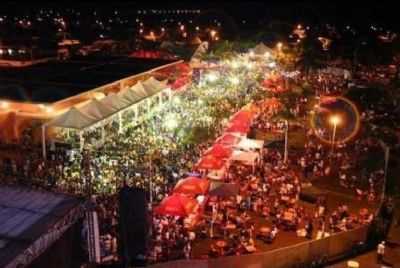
[0,56,173,103]
[0,186,82,268]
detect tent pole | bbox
[42,125,46,160]
[147,98,151,111]
[79,132,84,151]
[118,112,122,133]
[159,93,163,106]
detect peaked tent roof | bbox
[142,77,168,96]
[253,42,274,55]
[118,86,144,104]
[46,107,97,130]
[130,81,149,99]
[80,99,115,120]
[100,92,128,111]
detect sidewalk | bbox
[328,246,400,268]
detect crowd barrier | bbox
[148,224,369,268]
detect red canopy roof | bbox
[204,144,233,159]
[225,123,250,134]
[196,155,225,170]
[215,133,241,146]
[173,177,210,195]
[154,194,198,217]
[231,110,254,122]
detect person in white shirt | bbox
[377,241,385,264]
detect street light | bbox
[329,114,341,155]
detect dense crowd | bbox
[1,54,396,266]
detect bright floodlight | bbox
[329,115,341,126]
[264,51,270,57]
[164,115,178,130]
[277,42,283,50]
[231,61,240,69]
[45,106,53,113]
[206,72,218,82]
[230,77,240,85]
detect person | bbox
[305,220,313,239]
[377,241,385,264]
[184,241,191,259]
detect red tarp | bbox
[154,194,198,217]
[173,177,210,195]
[225,123,250,134]
[215,133,241,146]
[204,144,233,159]
[196,155,225,170]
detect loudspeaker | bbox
[118,186,148,267]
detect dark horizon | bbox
[1,1,399,30]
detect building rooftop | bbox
[0,56,174,103]
[0,186,82,268]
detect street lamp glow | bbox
[264,51,270,58]
[277,42,283,50]
[210,30,217,38]
[329,115,341,126]
[0,101,9,109]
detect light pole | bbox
[284,120,289,163]
[378,140,390,201]
[149,154,153,206]
[329,115,341,155]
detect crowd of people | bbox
[1,51,394,267]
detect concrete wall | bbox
[147,225,369,268]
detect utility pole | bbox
[378,140,390,201]
[284,120,288,163]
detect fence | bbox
[148,224,369,268]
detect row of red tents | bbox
[154,103,261,217]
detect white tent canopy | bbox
[100,92,128,111]
[118,85,144,104]
[80,99,115,120]
[42,76,171,159]
[235,138,264,151]
[142,77,168,95]
[46,107,96,130]
[253,43,274,56]
[127,81,148,100]
[230,150,260,166]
